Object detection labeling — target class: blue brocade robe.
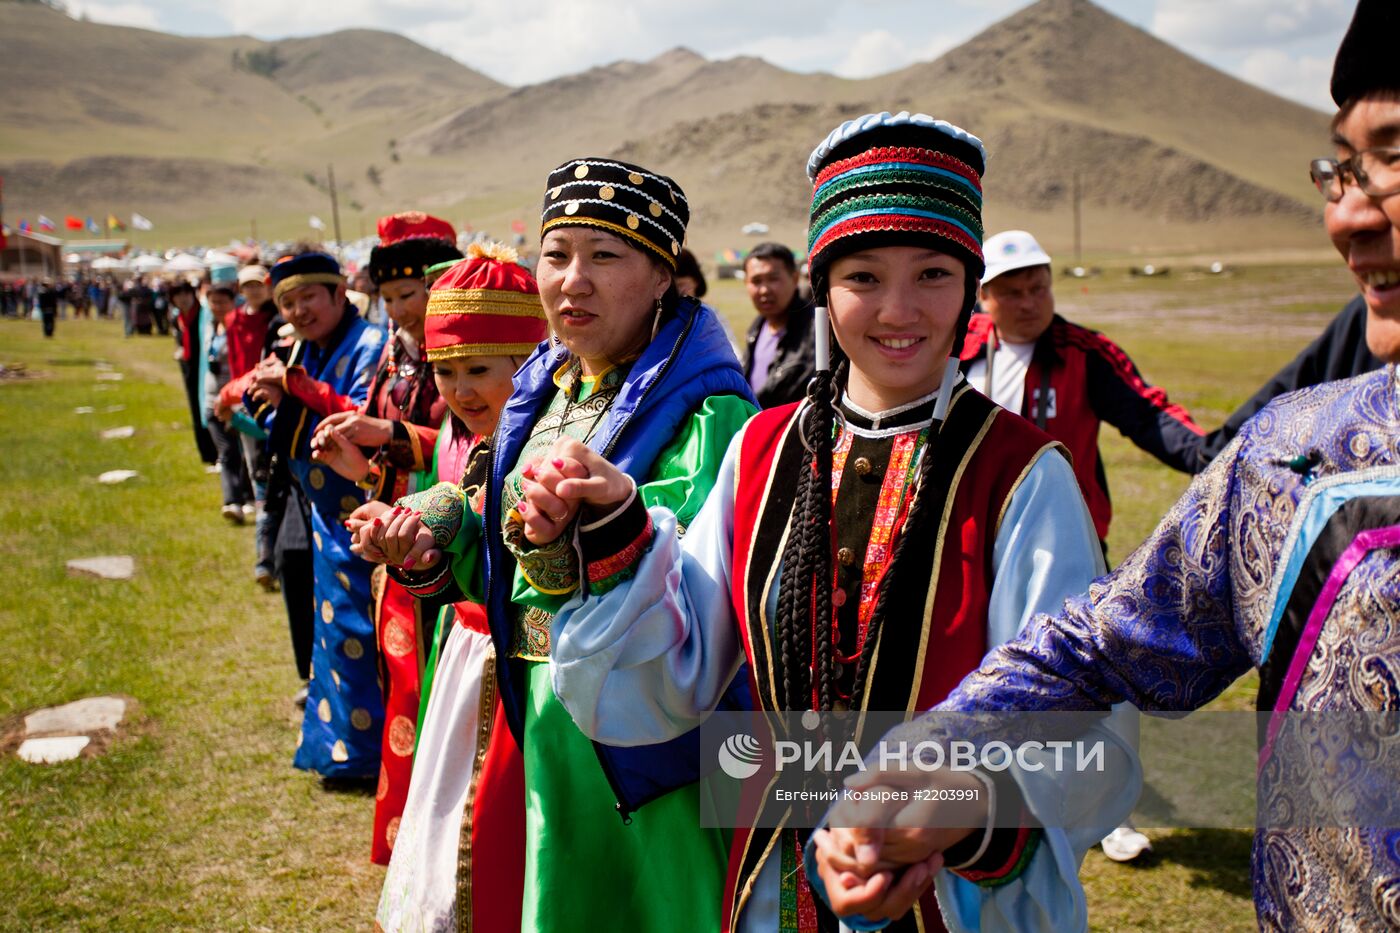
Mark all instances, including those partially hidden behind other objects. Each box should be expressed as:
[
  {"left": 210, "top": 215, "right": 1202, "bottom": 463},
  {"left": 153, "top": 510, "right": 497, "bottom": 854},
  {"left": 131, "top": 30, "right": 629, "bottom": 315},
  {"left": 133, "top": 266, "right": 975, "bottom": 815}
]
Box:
[
  {"left": 934, "top": 365, "right": 1400, "bottom": 930},
  {"left": 280, "top": 313, "right": 387, "bottom": 778}
]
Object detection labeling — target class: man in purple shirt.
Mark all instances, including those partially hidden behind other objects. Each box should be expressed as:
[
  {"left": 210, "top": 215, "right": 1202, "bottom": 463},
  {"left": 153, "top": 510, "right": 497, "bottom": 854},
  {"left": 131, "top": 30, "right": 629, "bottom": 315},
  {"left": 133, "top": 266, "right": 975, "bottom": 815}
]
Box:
[{"left": 741, "top": 242, "right": 818, "bottom": 408}]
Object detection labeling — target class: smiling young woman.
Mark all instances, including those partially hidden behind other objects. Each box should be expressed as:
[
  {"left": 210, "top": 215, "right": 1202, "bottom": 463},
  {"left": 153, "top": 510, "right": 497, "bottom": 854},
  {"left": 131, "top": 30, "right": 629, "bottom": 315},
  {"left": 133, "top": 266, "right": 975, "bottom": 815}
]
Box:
[{"left": 536, "top": 112, "right": 1134, "bottom": 933}]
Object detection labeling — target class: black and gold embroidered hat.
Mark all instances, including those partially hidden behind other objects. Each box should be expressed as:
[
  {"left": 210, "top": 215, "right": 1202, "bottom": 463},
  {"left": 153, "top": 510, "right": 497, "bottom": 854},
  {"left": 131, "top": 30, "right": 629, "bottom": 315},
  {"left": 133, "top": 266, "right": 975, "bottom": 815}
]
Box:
[{"left": 540, "top": 158, "right": 689, "bottom": 269}]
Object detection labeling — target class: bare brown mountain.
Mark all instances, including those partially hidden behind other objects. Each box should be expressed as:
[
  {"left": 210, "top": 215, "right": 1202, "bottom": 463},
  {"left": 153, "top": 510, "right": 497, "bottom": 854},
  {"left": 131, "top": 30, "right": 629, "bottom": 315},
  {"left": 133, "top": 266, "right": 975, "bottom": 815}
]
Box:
[{"left": 1, "top": 0, "right": 1335, "bottom": 256}]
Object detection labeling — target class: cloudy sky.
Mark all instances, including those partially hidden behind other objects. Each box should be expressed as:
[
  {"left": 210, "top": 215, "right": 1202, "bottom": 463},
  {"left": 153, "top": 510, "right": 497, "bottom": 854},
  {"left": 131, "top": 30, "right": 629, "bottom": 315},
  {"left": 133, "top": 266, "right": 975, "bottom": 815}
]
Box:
[{"left": 65, "top": 0, "right": 1353, "bottom": 112}]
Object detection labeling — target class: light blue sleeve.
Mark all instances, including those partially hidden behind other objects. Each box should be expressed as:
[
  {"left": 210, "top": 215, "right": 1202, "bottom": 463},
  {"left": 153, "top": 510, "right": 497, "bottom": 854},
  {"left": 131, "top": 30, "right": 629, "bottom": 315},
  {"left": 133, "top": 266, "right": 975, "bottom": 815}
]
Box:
[
  {"left": 549, "top": 432, "right": 746, "bottom": 747},
  {"left": 938, "top": 451, "right": 1139, "bottom": 933},
  {"left": 803, "top": 451, "right": 1140, "bottom": 933}
]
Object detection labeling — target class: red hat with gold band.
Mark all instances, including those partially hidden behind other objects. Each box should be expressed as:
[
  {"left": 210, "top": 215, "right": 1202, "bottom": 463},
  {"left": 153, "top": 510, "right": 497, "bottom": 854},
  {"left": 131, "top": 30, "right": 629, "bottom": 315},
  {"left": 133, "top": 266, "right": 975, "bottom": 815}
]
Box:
[
  {"left": 425, "top": 241, "right": 548, "bottom": 361},
  {"left": 369, "top": 211, "right": 463, "bottom": 286}
]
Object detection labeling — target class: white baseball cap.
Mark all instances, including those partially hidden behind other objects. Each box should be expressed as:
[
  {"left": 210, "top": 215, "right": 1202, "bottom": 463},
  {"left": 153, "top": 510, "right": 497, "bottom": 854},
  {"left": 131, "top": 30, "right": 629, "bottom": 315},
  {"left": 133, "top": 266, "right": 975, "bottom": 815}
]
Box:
[{"left": 981, "top": 230, "right": 1052, "bottom": 285}]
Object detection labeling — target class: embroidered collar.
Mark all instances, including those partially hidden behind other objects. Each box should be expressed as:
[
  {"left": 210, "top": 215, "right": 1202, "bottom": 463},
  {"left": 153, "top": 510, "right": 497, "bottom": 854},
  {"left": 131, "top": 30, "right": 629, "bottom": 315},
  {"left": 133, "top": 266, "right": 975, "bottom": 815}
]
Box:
[
  {"left": 551, "top": 357, "right": 627, "bottom": 399},
  {"left": 840, "top": 374, "right": 963, "bottom": 437}
]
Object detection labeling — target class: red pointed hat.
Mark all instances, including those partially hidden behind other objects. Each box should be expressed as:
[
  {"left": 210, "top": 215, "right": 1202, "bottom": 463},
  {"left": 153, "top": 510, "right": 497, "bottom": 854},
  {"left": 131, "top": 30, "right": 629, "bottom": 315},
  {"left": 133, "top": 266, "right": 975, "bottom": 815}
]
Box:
[{"left": 425, "top": 242, "right": 548, "bottom": 361}]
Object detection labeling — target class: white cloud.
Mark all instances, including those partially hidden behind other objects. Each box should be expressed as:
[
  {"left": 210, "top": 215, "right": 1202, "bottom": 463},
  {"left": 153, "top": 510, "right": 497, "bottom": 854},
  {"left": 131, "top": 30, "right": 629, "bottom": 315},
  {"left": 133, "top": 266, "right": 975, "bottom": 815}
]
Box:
[
  {"left": 830, "top": 29, "right": 959, "bottom": 79},
  {"left": 68, "top": 0, "right": 161, "bottom": 30},
  {"left": 1237, "top": 48, "right": 1334, "bottom": 111},
  {"left": 1152, "top": 0, "right": 1349, "bottom": 52}
]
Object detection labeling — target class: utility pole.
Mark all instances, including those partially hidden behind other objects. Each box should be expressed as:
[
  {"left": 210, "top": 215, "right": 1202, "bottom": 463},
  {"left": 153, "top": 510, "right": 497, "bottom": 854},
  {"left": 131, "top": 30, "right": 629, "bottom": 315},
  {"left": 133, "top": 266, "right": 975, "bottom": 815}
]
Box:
[
  {"left": 1072, "top": 169, "right": 1083, "bottom": 268},
  {"left": 327, "top": 163, "right": 343, "bottom": 246}
]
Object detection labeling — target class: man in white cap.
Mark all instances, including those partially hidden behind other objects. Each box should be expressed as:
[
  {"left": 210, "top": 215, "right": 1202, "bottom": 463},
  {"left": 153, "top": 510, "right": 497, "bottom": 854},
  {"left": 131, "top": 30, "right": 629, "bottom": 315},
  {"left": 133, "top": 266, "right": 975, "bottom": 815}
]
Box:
[
  {"left": 962, "top": 230, "right": 1203, "bottom": 556},
  {"left": 963, "top": 231, "right": 1204, "bottom": 864}
]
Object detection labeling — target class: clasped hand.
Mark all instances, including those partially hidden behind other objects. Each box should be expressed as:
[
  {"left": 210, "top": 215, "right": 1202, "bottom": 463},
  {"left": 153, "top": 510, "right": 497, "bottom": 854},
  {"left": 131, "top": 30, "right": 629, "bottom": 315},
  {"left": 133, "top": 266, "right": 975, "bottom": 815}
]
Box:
[
  {"left": 811, "top": 766, "right": 989, "bottom": 922},
  {"left": 514, "top": 437, "right": 633, "bottom": 546}
]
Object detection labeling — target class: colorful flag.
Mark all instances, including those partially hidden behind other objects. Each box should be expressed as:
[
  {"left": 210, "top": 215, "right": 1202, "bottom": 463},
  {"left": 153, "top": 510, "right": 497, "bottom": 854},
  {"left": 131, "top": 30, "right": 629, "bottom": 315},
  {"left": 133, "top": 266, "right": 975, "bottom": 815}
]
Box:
[
  {"left": 129, "top": 213, "right": 151, "bottom": 231},
  {"left": 65, "top": 215, "right": 84, "bottom": 230},
  {"left": 18, "top": 219, "right": 31, "bottom": 234},
  {"left": 38, "top": 215, "right": 55, "bottom": 232},
  {"left": 109, "top": 214, "right": 128, "bottom": 232},
  {"left": 86, "top": 217, "right": 100, "bottom": 234},
  {"left": 309, "top": 215, "right": 326, "bottom": 231}
]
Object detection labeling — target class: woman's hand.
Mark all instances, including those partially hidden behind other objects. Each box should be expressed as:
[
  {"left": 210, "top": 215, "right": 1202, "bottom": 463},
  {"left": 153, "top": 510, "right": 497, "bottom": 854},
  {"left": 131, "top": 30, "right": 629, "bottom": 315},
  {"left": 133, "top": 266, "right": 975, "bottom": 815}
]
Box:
[
  {"left": 517, "top": 437, "right": 635, "bottom": 545},
  {"left": 363, "top": 505, "right": 441, "bottom": 571},
  {"left": 312, "top": 425, "right": 372, "bottom": 481},
  {"left": 253, "top": 355, "right": 287, "bottom": 387},
  {"left": 811, "top": 828, "right": 943, "bottom": 922},
  {"left": 323, "top": 411, "right": 394, "bottom": 448},
  {"left": 347, "top": 501, "right": 393, "bottom": 562}
]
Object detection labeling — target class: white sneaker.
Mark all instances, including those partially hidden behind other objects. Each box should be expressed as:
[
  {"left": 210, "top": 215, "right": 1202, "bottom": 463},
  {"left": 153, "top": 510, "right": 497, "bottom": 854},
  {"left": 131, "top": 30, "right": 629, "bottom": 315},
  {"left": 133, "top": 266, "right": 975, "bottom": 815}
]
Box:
[
  {"left": 221, "top": 504, "right": 245, "bottom": 525},
  {"left": 241, "top": 503, "right": 256, "bottom": 520},
  {"left": 1101, "top": 825, "right": 1152, "bottom": 862}
]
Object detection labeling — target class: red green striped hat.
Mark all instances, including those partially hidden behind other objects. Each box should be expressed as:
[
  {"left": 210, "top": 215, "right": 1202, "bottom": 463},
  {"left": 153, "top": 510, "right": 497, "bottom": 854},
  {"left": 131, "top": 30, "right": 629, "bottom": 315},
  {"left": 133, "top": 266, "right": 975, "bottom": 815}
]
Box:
[{"left": 806, "top": 111, "right": 987, "bottom": 288}]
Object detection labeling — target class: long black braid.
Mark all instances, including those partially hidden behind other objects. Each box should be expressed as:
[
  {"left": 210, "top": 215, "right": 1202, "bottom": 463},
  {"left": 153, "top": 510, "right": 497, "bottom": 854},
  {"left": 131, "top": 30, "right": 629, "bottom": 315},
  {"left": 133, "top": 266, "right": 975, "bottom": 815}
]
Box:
[
  {"left": 774, "top": 270, "right": 977, "bottom": 714},
  {"left": 774, "top": 358, "right": 842, "bottom": 712}
]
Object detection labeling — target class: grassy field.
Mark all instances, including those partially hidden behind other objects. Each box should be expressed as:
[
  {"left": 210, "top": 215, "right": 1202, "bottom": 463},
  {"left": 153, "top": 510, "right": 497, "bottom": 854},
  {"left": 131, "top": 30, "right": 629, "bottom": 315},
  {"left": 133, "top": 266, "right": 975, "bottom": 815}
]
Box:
[{"left": 0, "top": 256, "right": 1359, "bottom": 930}]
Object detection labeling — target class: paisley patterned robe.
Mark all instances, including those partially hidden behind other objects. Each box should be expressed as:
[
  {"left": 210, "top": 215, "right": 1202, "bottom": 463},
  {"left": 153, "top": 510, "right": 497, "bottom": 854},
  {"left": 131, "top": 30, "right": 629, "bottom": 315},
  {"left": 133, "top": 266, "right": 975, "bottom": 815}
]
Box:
[{"left": 936, "top": 366, "right": 1400, "bottom": 930}]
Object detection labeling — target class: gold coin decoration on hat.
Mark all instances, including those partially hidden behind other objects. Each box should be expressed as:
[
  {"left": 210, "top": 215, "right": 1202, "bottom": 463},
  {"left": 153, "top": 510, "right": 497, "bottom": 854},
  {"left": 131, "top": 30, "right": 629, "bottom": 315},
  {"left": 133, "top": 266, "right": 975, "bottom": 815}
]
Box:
[
  {"left": 600, "top": 185, "right": 615, "bottom": 201},
  {"left": 377, "top": 765, "right": 389, "bottom": 800},
  {"left": 331, "top": 669, "right": 341, "bottom": 686},
  {"left": 321, "top": 600, "right": 334, "bottom": 623},
  {"left": 340, "top": 495, "right": 359, "bottom": 513},
  {"left": 574, "top": 164, "right": 589, "bottom": 179},
  {"left": 336, "top": 571, "right": 350, "bottom": 591},
  {"left": 331, "top": 740, "right": 348, "bottom": 762},
  {"left": 351, "top": 708, "right": 373, "bottom": 731},
  {"left": 318, "top": 698, "right": 332, "bottom": 722},
  {"left": 628, "top": 172, "right": 644, "bottom": 184},
  {"left": 649, "top": 201, "right": 663, "bottom": 218},
  {"left": 627, "top": 214, "right": 640, "bottom": 230},
  {"left": 671, "top": 240, "right": 680, "bottom": 255},
  {"left": 343, "top": 637, "right": 365, "bottom": 659},
  {"left": 565, "top": 201, "right": 579, "bottom": 215},
  {"left": 310, "top": 468, "right": 325, "bottom": 490},
  {"left": 550, "top": 186, "right": 562, "bottom": 199},
  {"left": 313, "top": 530, "right": 322, "bottom": 550}
]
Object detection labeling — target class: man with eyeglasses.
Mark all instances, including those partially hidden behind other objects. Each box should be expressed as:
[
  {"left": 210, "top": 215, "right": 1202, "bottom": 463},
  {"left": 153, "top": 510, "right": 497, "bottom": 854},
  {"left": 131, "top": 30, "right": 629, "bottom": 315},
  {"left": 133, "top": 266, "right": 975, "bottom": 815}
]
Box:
[{"left": 812, "top": 2, "right": 1400, "bottom": 928}]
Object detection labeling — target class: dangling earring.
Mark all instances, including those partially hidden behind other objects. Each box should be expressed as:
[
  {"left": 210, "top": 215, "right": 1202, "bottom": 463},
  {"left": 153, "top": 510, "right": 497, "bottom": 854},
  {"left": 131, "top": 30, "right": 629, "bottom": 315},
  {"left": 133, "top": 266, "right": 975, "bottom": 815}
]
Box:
[{"left": 650, "top": 296, "right": 664, "bottom": 341}]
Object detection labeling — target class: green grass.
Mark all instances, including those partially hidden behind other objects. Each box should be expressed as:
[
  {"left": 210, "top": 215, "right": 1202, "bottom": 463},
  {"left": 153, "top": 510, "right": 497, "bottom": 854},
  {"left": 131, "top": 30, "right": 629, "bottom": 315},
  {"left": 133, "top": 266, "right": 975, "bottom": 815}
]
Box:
[
  {"left": 0, "top": 258, "right": 1361, "bottom": 927},
  {"left": 0, "top": 319, "right": 379, "bottom": 930}
]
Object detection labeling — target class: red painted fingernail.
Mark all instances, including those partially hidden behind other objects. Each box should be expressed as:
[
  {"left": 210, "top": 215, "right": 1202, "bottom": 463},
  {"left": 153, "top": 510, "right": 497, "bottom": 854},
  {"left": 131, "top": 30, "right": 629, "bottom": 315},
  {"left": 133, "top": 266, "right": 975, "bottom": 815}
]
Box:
[
  {"left": 518, "top": 501, "right": 528, "bottom": 514},
  {"left": 552, "top": 458, "right": 565, "bottom": 469},
  {"left": 404, "top": 557, "right": 416, "bottom": 569},
  {"left": 522, "top": 463, "right": 536, "bottom": 479},
  {"left": 373, "top": 518, "right": 382, "bottom": 527}
]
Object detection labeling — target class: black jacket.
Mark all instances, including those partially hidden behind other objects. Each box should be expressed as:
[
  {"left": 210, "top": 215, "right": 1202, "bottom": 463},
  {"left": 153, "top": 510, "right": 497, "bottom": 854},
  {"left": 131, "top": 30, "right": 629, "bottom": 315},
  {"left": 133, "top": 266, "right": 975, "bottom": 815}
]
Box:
[
  {"left": 741, "top": 296, "right": 818, "bottom": 409},
  {"left": 1192, "top": 296, "right": 1382, "bottom": 471}
]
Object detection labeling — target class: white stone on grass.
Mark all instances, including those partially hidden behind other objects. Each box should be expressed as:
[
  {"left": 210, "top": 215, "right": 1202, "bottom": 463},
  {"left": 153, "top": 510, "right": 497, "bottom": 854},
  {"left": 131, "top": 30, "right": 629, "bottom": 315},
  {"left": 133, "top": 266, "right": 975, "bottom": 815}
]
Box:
[
  {"left": 101, "top": 426, "right": 135, "bottom": 440},
  {"left": 66, "top": 556, "right": 135, "bottom": 580},
  {"left": 74, "top": 406, "right": 95, "bottom": 414},
  {"left": 95, "top": 372, "right": 123, "bottom": 381},
  {"left": 18, "top": 736, "right": 91, "bottom": 764},
  {"left": 103, "top": 405, "right": 125, "bottom": 413},
  {"left": 98, "top": 470, "right": 139, "bottom": 485},
  {"left": 25, "top": 696, "right": 127, "bottom": 734}
]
